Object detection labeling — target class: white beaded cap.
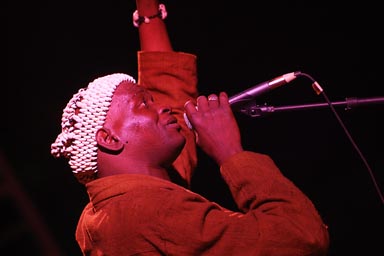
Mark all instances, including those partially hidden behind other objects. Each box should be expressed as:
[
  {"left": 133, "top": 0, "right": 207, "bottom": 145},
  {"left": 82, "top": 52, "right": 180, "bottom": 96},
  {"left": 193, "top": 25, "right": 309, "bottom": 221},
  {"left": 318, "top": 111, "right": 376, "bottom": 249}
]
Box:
[{"left": 51, "top": 73, "right": 136, "bottom": 178}]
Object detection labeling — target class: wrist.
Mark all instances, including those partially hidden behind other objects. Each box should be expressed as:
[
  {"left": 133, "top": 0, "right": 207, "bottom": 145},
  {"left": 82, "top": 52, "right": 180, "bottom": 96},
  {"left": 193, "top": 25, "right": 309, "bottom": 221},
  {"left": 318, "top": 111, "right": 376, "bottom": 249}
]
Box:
[{"left": 133, "top": 3, "right": 167, "bottom": 27}]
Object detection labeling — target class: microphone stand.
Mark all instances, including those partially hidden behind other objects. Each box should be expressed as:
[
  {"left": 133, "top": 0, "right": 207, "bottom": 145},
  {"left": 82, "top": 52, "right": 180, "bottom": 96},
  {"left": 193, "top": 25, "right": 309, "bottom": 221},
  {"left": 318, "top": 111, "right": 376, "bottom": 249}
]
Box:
[
  {"left": 237, "top": 96, "right": 384, "bottom": 118},
  {"left": 237, "top": 95, "right": 384, "bottom": 205}
]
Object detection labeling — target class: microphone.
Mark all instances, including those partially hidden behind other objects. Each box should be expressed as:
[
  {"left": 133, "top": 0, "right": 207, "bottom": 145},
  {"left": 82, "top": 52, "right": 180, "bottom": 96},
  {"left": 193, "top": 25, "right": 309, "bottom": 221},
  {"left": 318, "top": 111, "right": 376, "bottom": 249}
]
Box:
[
  {"left": 184, "top": 71, "right": 301, "bottom": 129},
  {"left": 229, "top": 71, "right": 301, "bottom": 108}
]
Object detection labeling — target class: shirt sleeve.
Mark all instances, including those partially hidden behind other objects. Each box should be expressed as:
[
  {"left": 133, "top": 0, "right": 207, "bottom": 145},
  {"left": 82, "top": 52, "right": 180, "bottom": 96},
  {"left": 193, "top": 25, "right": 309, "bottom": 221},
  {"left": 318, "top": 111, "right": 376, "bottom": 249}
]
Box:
[
  {"left": 144, "top": 151, "right": 330, "bottom": 255},
  {"left": 137, "top": 51, "right": 199, "bottom": 187}
]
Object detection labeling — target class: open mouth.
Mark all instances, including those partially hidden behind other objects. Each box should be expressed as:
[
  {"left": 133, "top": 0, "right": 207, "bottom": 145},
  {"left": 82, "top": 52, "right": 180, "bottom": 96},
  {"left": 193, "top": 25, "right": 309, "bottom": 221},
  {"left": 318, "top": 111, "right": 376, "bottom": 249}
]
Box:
[{"left": 167, "top": 117, "right": 181, "bottom": 129}]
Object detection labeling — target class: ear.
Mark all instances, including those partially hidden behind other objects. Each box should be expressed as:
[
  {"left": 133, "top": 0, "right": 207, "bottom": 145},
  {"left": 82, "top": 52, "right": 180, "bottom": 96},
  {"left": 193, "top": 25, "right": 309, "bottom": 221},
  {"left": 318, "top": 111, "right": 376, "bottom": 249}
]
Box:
[{"left": 96, "top": 127, "right": 124, "bottom": 153}]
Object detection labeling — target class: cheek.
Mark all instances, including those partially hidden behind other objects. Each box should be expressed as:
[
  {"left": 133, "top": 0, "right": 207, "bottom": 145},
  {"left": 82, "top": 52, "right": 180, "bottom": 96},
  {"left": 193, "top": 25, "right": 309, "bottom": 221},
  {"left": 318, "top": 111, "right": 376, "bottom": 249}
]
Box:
[
  {"left": 109, "top": 104, "right": 159, "bottom": 136},
  {"left": 121, "top": 115, "right": 159, "bottom": 138},
  {"left": 128, "top": 114, "right": 156, "bottom": 128},
  {"left": 129, "top": 109, "right": 159, "bottom": 127},
  {"left": 108, "top": 111, "right": 131, "bottom": 131}
]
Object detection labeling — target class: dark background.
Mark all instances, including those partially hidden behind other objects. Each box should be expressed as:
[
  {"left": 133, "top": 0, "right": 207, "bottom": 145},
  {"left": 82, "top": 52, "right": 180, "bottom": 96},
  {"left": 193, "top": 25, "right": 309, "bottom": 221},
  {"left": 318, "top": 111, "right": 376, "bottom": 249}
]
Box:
[{"left": 5, "top": 1, "right": 384, "bottom": 255}]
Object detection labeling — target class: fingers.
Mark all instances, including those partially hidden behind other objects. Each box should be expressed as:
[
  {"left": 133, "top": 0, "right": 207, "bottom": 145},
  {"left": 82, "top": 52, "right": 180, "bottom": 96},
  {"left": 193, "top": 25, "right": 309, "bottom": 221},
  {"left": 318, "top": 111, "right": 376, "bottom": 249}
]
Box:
[
  {"left": 218, "top": 91, "right": 229, "bottom": 107},
  {"left": 184, "top": 99, "right": 197, "bottom": 114},
  {"left": 184, "top": 92, "right": 230, "bottom": 130},
  {"left": 184, "top": 92, "right": 228, "bottom": 113},
  {"left": 198, "top": 93, "right": 222, "bottom": 110},
  {"left": 207, "top": 94, "right": 219, "bottom": 108},
  {"left": 196, "top": 95, "right": 209, "bottom": 112},
  {"left": 183, "top": 91, "right": 242, "bottom": 165},
  {"left": 208, "top": 94, "right": 219, "bottom": 101}
]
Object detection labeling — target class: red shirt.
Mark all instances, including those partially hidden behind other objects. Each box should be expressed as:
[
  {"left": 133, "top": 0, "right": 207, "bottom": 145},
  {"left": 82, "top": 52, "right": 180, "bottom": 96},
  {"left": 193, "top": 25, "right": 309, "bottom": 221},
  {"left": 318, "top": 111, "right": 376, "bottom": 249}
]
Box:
[
  {"left": 76, "top": 151, "right": 329, "bottom": 255},
  {"left": 76, "top": 51, "right": 329, "bottom": 255}
]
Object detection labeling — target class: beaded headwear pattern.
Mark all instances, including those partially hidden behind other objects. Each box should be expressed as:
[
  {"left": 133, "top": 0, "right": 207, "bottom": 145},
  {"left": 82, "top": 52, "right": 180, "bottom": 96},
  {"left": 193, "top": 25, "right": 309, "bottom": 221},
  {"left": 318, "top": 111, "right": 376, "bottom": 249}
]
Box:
[{"left": 51, "top": 73, "right": 136, "bottom": 184}]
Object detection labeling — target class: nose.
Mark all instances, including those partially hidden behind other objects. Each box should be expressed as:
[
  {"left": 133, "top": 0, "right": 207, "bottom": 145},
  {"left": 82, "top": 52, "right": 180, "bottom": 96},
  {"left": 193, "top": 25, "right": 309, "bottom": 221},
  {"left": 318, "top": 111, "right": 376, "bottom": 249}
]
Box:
[{"left": 159, "top": 104, "right": 172, "bottom": 114}]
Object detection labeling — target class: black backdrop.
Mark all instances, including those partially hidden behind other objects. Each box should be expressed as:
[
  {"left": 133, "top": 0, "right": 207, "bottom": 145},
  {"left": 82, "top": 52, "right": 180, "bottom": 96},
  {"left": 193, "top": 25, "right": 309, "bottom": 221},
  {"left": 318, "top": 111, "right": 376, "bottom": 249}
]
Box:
[{"left": 5, "top": 1, "right": 384, "bottom": 255}]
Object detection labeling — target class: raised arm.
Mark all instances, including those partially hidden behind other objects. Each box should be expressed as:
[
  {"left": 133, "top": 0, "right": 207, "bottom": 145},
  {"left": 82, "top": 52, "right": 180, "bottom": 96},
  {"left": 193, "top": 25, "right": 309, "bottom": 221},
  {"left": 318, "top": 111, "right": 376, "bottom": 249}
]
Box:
[
  {"left": 134, "top": 0, "right": 199, "bottom": 187},
  {"left": 135, "top": 0, "right": 172, "bottom": 51}
]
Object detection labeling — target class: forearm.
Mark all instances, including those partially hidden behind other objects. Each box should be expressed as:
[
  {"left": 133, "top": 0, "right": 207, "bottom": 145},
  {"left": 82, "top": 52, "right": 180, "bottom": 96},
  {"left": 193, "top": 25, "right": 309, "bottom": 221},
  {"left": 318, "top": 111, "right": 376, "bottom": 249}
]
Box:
[
  {"left": 135, "top": 0, "right": 172, "bottom": 51},
  {"left": 220, "top": 151, "right": 330, "bottom": 253},
  {"left": 138, "top": 51, "right": 198, "bottom": 186}
]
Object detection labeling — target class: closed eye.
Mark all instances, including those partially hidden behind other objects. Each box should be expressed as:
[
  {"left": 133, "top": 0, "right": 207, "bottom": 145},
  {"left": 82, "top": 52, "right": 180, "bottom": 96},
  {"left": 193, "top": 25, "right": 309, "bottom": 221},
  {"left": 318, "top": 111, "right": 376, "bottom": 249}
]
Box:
[{"left": 135, "top": 91, "right": 154, "bottom": 108}]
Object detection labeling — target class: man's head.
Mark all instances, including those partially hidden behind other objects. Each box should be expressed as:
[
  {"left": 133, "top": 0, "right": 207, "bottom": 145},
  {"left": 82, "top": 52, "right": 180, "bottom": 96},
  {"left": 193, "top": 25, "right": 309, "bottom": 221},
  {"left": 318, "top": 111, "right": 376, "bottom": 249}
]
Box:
[{"left": 51, "top": 73, "right": 186, "bottom": 184}]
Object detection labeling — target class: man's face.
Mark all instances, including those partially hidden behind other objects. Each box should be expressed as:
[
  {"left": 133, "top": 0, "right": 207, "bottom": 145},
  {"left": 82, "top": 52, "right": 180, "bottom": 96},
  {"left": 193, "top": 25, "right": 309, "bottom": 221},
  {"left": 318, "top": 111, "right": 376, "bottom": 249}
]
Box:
[{"left": 105, "top": 81, "right": 186, "bottom": 165}]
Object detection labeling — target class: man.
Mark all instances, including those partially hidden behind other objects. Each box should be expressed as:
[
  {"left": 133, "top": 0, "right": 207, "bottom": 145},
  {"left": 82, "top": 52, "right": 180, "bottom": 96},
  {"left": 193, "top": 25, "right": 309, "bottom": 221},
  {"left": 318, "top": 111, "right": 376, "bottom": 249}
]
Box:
[{"left": 51, "top": 0, "right": 330, "bottom": 255}]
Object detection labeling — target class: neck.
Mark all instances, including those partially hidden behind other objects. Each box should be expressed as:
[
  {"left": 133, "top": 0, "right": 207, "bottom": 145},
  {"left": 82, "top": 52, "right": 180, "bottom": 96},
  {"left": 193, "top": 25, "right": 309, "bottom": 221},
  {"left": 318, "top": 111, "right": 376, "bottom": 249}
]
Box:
[{"left": 97, "top": 159, "right": 171, "bottom": 181}]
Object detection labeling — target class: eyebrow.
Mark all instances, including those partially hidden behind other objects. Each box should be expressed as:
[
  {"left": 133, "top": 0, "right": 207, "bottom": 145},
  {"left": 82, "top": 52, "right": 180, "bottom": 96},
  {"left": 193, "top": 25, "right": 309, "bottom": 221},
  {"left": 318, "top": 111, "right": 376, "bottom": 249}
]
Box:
[{"left": 130, "top": 88, "right": 154, "bottom": 104}]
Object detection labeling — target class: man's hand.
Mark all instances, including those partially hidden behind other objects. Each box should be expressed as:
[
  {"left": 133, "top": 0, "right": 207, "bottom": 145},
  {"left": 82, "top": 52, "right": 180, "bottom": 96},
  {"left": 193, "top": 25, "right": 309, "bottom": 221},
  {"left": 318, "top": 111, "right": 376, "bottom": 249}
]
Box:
[{"left": 184, "top": 92, "right": 243, "bottom": 166}]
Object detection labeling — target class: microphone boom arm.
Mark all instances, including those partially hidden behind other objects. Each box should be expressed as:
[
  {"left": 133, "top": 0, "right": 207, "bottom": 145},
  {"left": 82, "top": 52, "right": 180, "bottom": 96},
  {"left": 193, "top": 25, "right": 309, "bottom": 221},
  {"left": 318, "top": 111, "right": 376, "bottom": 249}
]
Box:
[{"left": 238, "top": 96, "right": 384, "bottom": 118}]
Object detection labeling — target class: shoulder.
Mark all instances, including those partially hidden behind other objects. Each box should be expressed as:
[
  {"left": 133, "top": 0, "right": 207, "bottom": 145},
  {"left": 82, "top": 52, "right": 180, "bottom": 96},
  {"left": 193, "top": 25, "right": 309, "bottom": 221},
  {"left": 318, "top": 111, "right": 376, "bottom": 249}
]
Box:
[{"left": 87, "top": 174, "right": 202, "bottom": 211}]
